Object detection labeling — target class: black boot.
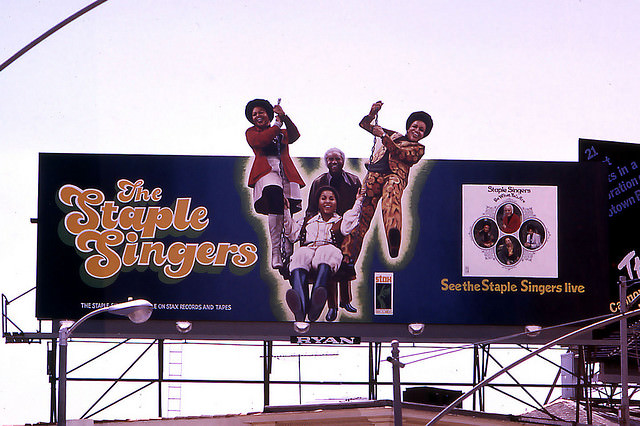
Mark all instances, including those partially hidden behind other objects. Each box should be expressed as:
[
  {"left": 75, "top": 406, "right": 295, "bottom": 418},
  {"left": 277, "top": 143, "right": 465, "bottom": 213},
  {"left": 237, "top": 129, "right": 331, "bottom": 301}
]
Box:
[
  {"left": 308, "top": 264, "right": 331, "bottom": 322},
  {"left": 388, "top": 228, "right": 401, "bottom": 258},
  {"left": 287, "top": 268, "right": 308, "bottom": 322}
]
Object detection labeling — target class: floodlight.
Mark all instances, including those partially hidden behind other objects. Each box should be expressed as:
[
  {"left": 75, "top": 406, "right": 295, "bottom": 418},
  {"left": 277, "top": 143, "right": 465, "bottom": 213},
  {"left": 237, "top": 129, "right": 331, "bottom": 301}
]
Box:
[
  {"left": 293, "top": 321, "right": 310, "bottom": 334},
  {"left": 408, "top": 323, "right": 425, "bottom": 336},
  {"left": 525, "top": 325, "right": 542, "bottom": 337},
  {"left": 176, "top": 321, "right": 193, "bottom": 333}
]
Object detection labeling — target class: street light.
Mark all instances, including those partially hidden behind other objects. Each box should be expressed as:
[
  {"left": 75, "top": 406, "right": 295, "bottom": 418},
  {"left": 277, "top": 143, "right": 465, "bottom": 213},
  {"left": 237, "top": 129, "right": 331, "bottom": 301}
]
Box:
[{"left": 57, "top": 299, "right": 153, "bottom": 425}]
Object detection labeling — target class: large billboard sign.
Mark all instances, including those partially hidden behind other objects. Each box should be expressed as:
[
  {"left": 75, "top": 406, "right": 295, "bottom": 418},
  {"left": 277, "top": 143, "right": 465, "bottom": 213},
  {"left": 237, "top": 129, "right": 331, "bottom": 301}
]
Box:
[
  {"left": 580, "top": 139, "right": 640, "bottom": 313},
  {"left": 36, "top": 153, "right": 608, "bottom": 329}
]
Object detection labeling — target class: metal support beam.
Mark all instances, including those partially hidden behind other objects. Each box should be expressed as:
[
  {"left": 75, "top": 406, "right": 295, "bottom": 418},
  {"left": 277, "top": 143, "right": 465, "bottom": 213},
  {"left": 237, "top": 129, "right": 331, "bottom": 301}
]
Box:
[
  {"left": 389, "top": 340, "right": 404, "bottom": 426},
  {"left": 369, "top": 342, "right": 381, "bottom": 400},
  {"left": 263, "top": 341, "right": 272, "bottom": 407},
  {"left": 473, "top": 344, "right": 488, "bottom": 411},
  {"left": 158, "top": 339, "right": 164, "bottom": 417},
  {"left": 81, "top": 340, "right": 156, "bottom": 419},
  {"left": 620, "top": 276, "right": 630, "bottom": 426},
  {"left": 427, "top": 308, "right": 640, "bottom": 425},
  {"left": 47, "top": 339, "right": 58, "bottom": 423}
]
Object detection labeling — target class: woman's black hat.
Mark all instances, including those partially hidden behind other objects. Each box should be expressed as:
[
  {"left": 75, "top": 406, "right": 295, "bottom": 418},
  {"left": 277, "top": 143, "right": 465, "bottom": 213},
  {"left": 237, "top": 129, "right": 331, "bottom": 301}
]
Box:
[{"left": 245, "top": 99, "right": 274, "bottom": 123}]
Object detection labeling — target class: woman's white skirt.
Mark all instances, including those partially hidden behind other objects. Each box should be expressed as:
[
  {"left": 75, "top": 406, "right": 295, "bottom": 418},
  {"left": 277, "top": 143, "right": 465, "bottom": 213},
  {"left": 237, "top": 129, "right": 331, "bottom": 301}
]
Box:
[{"left": 253, "top": 156, "right": 302, "bottom": 214}]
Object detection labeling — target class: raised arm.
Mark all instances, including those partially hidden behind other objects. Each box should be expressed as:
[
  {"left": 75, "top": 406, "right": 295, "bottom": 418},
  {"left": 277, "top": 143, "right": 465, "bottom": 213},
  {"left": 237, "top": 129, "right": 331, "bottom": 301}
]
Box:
[
  {"left": 274, "top": 104, "right": 300, "bottom": 143},
  {"left": 359, "top": 101, "right": 394, "bottom": 137},
  {"left": 340, "top": 190, "right": 364, "bottom": 235}
]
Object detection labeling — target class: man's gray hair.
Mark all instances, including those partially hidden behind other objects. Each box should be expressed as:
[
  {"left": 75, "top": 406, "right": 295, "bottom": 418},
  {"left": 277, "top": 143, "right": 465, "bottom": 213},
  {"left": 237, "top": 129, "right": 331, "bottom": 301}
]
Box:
[{"left": 324, "top": 147, "right": 345, "bottom": 165}]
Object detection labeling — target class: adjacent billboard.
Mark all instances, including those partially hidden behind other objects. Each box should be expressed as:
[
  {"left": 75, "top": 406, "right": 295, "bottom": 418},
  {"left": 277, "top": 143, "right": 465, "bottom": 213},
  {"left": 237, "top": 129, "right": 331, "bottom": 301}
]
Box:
[
  {"left": 580, "top": 139, "right": 640, "bottom": 313},
  {"left": 36, "top": 153, "right": 608, "bottom": 329}
]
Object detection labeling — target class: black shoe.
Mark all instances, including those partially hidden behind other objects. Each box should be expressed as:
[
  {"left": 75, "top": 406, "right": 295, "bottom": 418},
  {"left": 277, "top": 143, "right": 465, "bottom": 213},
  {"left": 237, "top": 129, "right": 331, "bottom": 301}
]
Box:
[
  {"left": 286, "top": 289, "right": 305, "bottom": 322},
  {"left": 340, "top": 302, "right": 358, "bottom": 313},
  {"left": 307, "top": 286, "right": 327, "bottom": 322},
  {"left": 325, "top": 308, "right": 337, "bottom": 322},
  {"left": 388, "top": 229, "right": 401, "bottom": 258}
]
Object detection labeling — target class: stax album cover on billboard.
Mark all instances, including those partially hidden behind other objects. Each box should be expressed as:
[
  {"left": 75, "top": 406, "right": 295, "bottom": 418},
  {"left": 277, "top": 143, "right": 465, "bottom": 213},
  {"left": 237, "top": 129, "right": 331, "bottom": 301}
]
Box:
[
  {"left": 36, "top": 153, "right": 609, "bottom": 326},
  {"left": 462, "top": 184, "right": 558, "bottom": 278}
]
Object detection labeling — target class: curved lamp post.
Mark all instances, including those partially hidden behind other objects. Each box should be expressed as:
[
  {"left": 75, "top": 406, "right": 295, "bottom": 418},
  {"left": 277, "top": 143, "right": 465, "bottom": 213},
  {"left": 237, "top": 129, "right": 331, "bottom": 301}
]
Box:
[{"left": 57, "top": 299, "right": 153, "bottom": 425}]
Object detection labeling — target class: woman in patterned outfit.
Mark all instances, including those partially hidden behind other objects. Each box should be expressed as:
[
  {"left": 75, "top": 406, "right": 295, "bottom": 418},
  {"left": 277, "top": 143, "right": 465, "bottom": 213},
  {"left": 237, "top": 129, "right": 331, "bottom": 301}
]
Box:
[{"left": 341, "top": 101, "right": 432, "bottom": 276}]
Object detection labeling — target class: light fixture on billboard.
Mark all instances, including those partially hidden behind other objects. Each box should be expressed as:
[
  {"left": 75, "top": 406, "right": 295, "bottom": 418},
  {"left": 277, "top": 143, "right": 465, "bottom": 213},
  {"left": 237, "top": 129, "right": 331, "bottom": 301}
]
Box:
[
  {"left": 176, "top": 321, "right": 193, "bottom": 333},
  {"left": 525, "top": 325, "right": 542, "bottom": 337},
  {"left": 408, "top": 323, "right": 425, "bottom": 336},
  {"left": 293, "top": 321, "right": 310, "bottom": 334},
  {"left": 57, "top": 299, "right": 153, "bottom": 425}
]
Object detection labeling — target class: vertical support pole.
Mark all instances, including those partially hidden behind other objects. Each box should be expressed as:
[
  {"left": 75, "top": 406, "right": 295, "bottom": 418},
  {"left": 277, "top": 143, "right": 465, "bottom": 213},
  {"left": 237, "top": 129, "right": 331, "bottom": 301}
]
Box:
[
  {"left": 48, "top": 339, "right": 58, "bottom": 424},
  {"left": 582, "top": 346, "right": 593, "bottom": 425},
  {"left": 473, "top": 345, "right": 479, "bottom": 411},
  {"left": 158, "top": 339, "right": 164, "bottom": 418},
  {"left": 57, "top": 327, "right": 69, "bottom": 426},
  {"left": 473, "top": 344, "right": 487, "bottom": 411},
  {"left": 369, "top": 342, "right": 380, "bottom": 400},
  {"left": 263, "top": 341, "right": 272, "bottom": 408},
  {"left": 390, "top": 340, "right": 403, "bottom": 426},
  {"left": 575, "top": 346, "right": 583, "bottom": 424},
  {"left": 368, "top": 342, "right": 374, "bottom": 400},
  {"left": 620, "top": 275, "right": 630, "bottom": 426},
  {"left": 297, "top": 355, "right": 302, "bottom": 404}
]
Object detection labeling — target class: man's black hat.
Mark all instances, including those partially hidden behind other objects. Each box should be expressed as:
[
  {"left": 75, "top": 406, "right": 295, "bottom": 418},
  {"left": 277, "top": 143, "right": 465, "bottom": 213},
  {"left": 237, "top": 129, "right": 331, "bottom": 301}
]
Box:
[
  {"left": 245, "top": 99, "right": 274, "bottom": 123},
  {"left": 406, "top": 111, "right": 433, "bottom": 137}
]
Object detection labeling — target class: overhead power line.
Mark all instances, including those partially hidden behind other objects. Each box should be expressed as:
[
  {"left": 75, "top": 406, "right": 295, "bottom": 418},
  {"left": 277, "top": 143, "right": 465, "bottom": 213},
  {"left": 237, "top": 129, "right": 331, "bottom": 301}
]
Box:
[{"left": 0, "top": 0, "right": 109, "bottom": 73}]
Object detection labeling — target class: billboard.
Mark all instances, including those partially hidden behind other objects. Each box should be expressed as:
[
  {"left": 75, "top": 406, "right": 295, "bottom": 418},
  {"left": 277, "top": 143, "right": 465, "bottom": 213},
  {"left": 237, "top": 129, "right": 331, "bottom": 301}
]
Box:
[
  {"left": 580, "top": 139, "right": 640, "bottom": 314},
  {"left": 36, "top": 153, "right": 608, "bottom": 329}
]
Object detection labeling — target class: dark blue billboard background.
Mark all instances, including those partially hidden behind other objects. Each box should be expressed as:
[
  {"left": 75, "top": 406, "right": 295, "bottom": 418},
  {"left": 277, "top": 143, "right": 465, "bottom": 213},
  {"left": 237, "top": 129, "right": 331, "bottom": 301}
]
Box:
[
  {"left": 382, "top": 159, "right": 608, "bottom": 325},
  {"left": 36, "top": 153, "right": 609, "bottom": 326}
]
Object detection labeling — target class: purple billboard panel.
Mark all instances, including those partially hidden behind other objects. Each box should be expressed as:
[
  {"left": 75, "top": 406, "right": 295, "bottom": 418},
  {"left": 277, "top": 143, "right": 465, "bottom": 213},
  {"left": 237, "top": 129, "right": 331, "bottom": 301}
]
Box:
[{"left": 36, "top": 153, "right": 608, "bottom": 328}]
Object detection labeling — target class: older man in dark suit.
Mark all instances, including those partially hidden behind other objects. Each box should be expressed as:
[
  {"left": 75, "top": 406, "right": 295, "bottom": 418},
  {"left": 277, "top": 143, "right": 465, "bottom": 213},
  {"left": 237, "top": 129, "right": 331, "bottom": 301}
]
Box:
[{"left": 307, "top": 148, "right": 361, "bottom": 321}]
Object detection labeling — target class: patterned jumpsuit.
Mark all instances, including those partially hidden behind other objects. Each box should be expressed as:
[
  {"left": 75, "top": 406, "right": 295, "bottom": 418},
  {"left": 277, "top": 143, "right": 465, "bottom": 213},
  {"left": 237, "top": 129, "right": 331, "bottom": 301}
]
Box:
[{"left": 342, "top": 113, "right": 425, "bottom": 263}]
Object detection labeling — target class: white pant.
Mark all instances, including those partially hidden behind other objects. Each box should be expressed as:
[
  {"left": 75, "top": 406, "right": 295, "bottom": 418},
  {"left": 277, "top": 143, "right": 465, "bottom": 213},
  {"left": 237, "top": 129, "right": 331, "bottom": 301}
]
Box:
[{"left": 289, "top": 244, "right": 343, "bottom": 273}]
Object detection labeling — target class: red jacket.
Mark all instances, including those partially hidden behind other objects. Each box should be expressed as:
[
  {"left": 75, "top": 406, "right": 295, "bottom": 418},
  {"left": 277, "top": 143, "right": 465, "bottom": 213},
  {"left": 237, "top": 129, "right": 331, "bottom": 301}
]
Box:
[{"left": 245, "top": 125, "right": 305, "bottom": 188}]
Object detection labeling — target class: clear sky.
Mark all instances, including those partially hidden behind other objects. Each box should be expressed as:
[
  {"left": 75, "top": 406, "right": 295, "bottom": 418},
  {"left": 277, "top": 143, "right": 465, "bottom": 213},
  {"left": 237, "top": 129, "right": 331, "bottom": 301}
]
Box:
[{"left": 2, "top": 1, "right": 640, "bottom": 424}]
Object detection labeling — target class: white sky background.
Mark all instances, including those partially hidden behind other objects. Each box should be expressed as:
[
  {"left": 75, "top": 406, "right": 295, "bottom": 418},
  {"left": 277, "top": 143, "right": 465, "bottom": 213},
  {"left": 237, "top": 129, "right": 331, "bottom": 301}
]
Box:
[{"left": 1, "top": 0, "right": 640, "bottom": 424}]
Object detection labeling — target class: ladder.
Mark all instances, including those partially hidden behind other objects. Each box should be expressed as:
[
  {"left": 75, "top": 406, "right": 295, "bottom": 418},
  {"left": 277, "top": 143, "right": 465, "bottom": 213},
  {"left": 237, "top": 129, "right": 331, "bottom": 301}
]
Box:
[{"left": 167, "top": 343, "right": 183, "bottom": 416}]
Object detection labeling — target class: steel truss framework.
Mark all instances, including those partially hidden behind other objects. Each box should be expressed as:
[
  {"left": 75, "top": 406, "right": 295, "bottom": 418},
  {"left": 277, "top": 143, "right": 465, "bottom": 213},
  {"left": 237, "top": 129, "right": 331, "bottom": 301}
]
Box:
[
  {"left": 4, "top": 290, "right": 640, "bottom": 424},
  {"left": 11, "top": 338, "right": 640, "bottom": 424}
]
